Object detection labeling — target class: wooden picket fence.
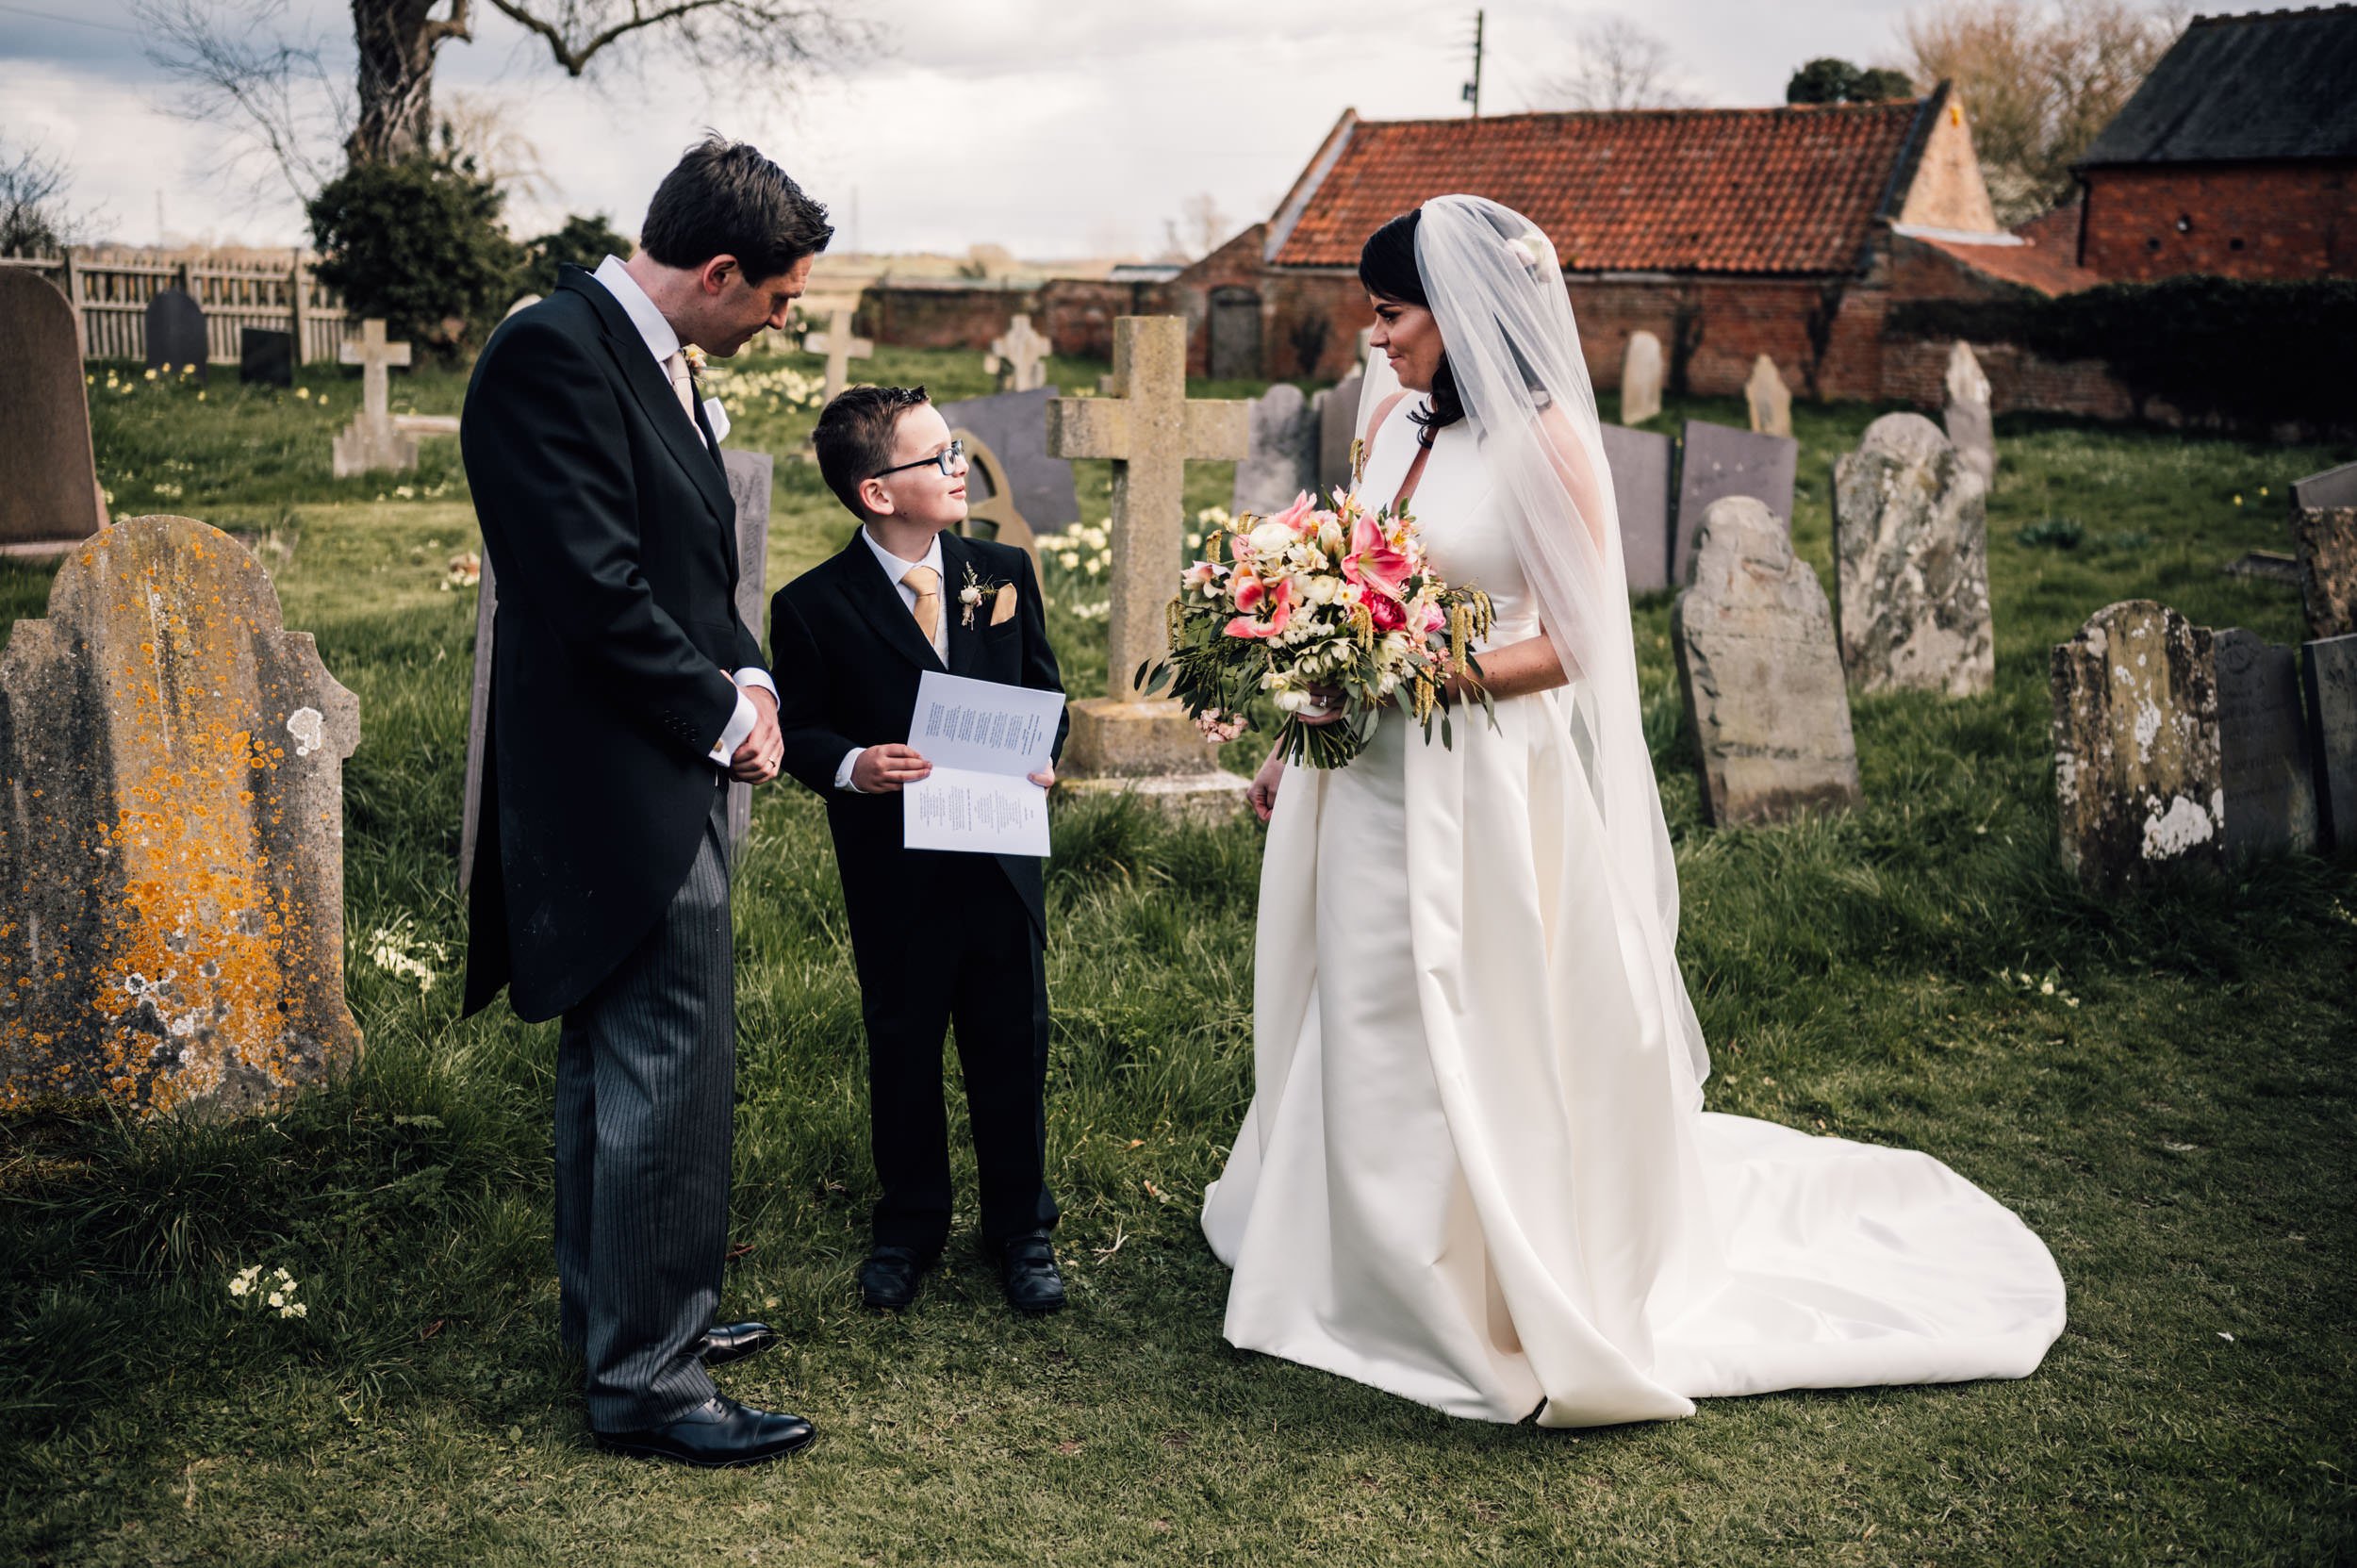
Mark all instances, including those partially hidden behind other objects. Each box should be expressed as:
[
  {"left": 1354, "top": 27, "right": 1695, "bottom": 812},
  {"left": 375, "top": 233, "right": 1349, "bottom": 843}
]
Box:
[{"left": 0, "top": 249, "right": 351, "bottom": 364}]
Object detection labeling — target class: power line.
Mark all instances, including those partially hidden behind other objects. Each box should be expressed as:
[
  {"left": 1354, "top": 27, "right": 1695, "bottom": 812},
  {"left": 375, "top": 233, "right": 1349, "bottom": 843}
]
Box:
[{"left": 0, "top": 1, "right": 140, "bottom": 34}]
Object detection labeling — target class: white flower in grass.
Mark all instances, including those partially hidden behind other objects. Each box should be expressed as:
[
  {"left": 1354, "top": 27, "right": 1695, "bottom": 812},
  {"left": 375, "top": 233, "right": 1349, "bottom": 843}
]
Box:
[{"left": 267, "top": 1291, "right": 285, "bottom": 1308}]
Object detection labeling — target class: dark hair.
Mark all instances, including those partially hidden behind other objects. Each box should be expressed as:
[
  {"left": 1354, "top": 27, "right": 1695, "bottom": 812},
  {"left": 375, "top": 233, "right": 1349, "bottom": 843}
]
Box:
[
  {"left": 1358, "top": 210, "right": 1465, "bottom": 448},
  {"left": 639, "top": 133, "right": 833, "bottom": 286},
  {"left": 814, "top": 385, "right": 931, "bottom": 520}
]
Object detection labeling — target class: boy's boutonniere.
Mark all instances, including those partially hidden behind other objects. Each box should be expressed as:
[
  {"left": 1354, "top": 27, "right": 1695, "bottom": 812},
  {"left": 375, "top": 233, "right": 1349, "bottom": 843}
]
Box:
[{"left": 960, "top": 562, "right": 1013, "bottom": 629}]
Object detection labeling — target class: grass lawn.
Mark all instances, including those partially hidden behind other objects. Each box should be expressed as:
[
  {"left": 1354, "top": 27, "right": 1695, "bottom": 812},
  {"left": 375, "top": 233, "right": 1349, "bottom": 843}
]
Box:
[{"left": 2, "top": 346, "right": 2352, "bottom": 1566}]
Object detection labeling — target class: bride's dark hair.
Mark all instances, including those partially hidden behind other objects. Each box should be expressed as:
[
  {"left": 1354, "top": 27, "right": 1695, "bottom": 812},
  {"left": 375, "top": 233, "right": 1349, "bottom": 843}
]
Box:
[{"left": 1358, "top": 210, "right": 1465, "bottom": 449}]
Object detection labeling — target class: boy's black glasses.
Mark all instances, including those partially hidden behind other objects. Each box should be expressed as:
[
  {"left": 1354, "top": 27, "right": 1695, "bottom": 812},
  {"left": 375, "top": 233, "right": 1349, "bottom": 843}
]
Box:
[{"left": 870, "top": 437, "right": 964, "bottom": 479}]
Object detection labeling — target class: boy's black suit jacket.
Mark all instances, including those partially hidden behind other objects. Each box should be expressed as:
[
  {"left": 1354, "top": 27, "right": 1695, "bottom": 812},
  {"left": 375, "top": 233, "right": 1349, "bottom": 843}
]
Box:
[
  {"left": 769, "top": 530, "right": 1067, "bottom": 948},
  {"left": 459, "top": 263, "right": 766, "bottom": 1021}
]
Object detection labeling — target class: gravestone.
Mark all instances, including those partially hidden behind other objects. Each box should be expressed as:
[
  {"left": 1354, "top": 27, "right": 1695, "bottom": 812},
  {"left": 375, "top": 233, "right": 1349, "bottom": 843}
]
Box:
[
  {"left": 1313, "top": 364, "right": 1364, "bottom": 497},
  {"left": 954, "top": 432, "right": 1044, "bottom": 582},
  {"left": 1620, "top": 330, "right": 1663, "bottom": 426},
  {"left": 144, "top": 287, "right": 208, "bottom": 382},
  {"left": 2050, "top": 601, "right": 2223, "bottom": 894},
  {"left": 985, "top": 314, "right": 1049, "bottom": 393},
  {"left": 1673, "top": 421, "right": 1797, "bottom": 586},
  {"left": 2213, "top": 627, "right": 2316, "bottom": 861},
  {"left": 460, "top": 449, "right": 774, "bottom": 891},
  {"left": 2292, "top": 505, "right": 2356, "bottom": 641},
  {"left": 1744, "top": 355, "right": 1790, "bottom": 438},
  {"left": 937, "top": 386, "right": 1080, "bottom": 532},
  {"left": 1232, "top": 382, "right": 1319, "bottom": 517},
  {"left": 1832, "top": 412, "right": 1995, "bottom": 697},
  {"left": 239, "top": 327, "right": 294, "bottom": 388},
  {"left": 1942, "top": 340, "right": 1995, "bottom": 487},
  {"left": 2289, "top": 460, "right": 2357, "bottom": 513},
  {"left": 0, "top": 516, "right": 361, "bottom": 1119},
  {"left": 1601, "top": 423, "right": 1674, "bottom": 594},
  {"left": 1047, "top": 315, "right": 1252, "bottom": 814},
  {"left": 0, "top": 269, "right": 107, "bottom": 552},
  {"left": 804, "top": 306, "right": 874, "bottom": 405},
  {"left": 1671, "top": 496, "right": 1861, "bottom": 826},
  {"left": 331, "top": 320, "right": 418, "bottom": 478},
  {"left": 2302, "top": 634, "right": 2357, "bottom": 850}
]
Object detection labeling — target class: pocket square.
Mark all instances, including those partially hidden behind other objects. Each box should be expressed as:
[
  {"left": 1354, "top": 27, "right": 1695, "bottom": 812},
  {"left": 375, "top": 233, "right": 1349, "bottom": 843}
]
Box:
[{"left": 989, "top": 583, "right": 1017, "bottom": 625}]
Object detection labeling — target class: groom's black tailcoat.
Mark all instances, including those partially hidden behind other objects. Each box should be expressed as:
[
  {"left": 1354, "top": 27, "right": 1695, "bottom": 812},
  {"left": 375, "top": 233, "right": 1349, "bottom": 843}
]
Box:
[
  {"left": 769, "top": 529, "right": 1067, "bottom": 1252},
  {"left": 459, "top": 264, "right": 763, "bottom": 1022}
]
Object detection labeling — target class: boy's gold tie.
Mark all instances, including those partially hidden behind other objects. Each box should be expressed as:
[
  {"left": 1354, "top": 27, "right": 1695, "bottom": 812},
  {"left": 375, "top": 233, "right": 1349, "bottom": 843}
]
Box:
[{"left": 902, "top": 565, "right": 942, "bottom": 645}]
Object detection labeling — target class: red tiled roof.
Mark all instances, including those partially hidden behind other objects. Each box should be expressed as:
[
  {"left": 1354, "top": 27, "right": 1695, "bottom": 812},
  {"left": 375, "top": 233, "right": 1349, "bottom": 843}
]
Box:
[
  {"left": 1914, "top": 233, "right": 2102, "bottom": 296},
  {"left": 1271, "top": 102, "right": 1930, "bottom": 275}
]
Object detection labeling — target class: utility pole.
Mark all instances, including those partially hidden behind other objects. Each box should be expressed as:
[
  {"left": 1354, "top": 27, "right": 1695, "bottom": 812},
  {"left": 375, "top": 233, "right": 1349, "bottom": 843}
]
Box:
[{"left": 1461, "top": 8, "right": 1485, "bottom": 118}]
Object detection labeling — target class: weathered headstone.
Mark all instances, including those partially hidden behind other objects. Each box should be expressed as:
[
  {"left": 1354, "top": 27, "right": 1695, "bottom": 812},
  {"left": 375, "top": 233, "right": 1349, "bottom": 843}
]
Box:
[
  {"left": 0, "top": 269, "right": 107, "bottom": 552},
  {"left": 2051, "top": 601, "right": 2224, "bottom": 894},
  {"left": 937, "top": 386, "right": 1079, "bottom": 532},
  {"left": 2293, "top": 505, "right": 2356, "bottom": 642},
  {"left": 2213, "top": 627, "right": 2317, "bottom": 861},
  {"left": 803, "top": 306, "right": 873, "bottom": 405},
  {"left": 1232, "top": 382, "right": 1319, "bottom": 517},
  {"left": 2302, "top": 633, "right": 2357, "bottom": 850},
  {"left": 1744, "top": 355, "right": 1790, "bottom": 438},
  {"left": 1942, "top": 339, "right": 1995, "bottom": 487},
  {"left": 144, "top": 287, "right": 208, "bottom": 382},
  {"left": 239, "top": 327, "right": 294, "bottom": 388},
  {"left": 331, "top": 319, "right": 418, "bottom": 478},
  {"left": 1673, "top": 421, "right": 1797, "bottom": 586},
  {"left": 460, "top": 449, "right": 773, "bottom": 891},
  {"left": 2289, "top": 460, "right": 2357, "bottom": 513},
  {"left": 1313, "top": 364, "right": 1364, "bottom": 497},
  {"left": 1832, "top": 412, "right": 1995, "bottom": 697},
  {"left": 984, "top": 313, "right": 1049, "bottom": 393},
  {"left": 1620, "top": 330, "right": 1663, "bottom": 426},
  {"left": 1047, "top": 315, "right": 1251, "bottom": 814},
  {"left": 1672, "top": 496, "right": 1861, "bottom": 826},
  {"left": 0, "top": 516, "right": 361, "bottom": 1119},
  {"left": 1601, "top": 422, "right": 1674, "bottom": 594},
  {"left": 954, "top": 432, "right": 1043, "bottom": 582}
]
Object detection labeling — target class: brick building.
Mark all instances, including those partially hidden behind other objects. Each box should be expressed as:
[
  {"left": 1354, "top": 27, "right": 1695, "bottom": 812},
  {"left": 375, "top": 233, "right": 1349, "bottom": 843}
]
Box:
[{"left": 2069, "top": 5, "right": 2357, "bottom": 282}]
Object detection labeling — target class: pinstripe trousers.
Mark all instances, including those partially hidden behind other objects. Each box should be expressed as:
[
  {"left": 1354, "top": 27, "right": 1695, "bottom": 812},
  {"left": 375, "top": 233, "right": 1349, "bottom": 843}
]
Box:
[{"left": 553, "top": 784, "right": 734, "bottom": 1432}]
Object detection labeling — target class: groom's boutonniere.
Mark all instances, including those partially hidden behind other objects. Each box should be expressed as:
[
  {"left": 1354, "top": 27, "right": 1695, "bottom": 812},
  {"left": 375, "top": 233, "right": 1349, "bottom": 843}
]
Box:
[
  {"left": 681, "top": 343, "right": 708, "bottom": 375},
  {"left": 959, "top": 562, "right": 1013, "bottom": 629}
]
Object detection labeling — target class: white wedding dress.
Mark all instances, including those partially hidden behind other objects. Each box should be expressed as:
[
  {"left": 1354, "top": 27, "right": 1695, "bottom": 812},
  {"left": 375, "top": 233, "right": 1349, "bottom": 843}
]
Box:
[{"left": 1201, "top": 397, "right": 2067, "bottom": 1427}]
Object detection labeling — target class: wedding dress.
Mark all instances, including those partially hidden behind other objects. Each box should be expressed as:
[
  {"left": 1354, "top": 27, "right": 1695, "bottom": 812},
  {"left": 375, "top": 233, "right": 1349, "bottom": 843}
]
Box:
[{"left": 1200, "top": 198, "right": 2065, "bottom": 1428}]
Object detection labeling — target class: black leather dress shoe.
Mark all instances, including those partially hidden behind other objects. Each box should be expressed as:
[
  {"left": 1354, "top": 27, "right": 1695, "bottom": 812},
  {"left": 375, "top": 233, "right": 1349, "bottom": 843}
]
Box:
[
  {"left": 595, "top": 1395, "right": 816, "bottom": 1468},
  {"left": 858, "top": 1246, "right": 927, "bottom": 1311},
  {"left": 996, "top": 1231, "right": 1066, "bottom": 1315},
  {"left": 697, "top": 1321, "right": 779, "bottom": 1368}
]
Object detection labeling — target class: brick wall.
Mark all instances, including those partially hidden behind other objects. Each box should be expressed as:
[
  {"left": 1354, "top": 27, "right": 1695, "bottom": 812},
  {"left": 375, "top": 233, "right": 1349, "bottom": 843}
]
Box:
[
  {"left": 1879, "top": 337, "right": 2139, "bottom": 420},
  {"left": 856, "top": 279, "right": 1174, "bottom": 359},
  {"left": 2081, "top": 160, "right": 2357, "bottom": 281}
]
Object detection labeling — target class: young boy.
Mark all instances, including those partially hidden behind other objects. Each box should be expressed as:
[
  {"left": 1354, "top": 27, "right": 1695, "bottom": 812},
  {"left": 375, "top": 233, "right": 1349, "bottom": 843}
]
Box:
[{"left": 769, "top": 385, "right": 1069, "bottom": 1313}]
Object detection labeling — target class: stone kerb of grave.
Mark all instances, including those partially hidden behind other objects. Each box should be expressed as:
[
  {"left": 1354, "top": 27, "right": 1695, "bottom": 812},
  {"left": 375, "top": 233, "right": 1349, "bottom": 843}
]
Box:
[
  {"left": 1942, "top": 340, "right": 1996, "bottom": 486},
  {"left": 1620, "top": 331, "right": 1663, "bottom": 427},
  {"left": 0, "top": 267, "right": 108, "bottom": 552},
  {"left": 1744, "top": 355, "right": 1791, "bottom": 438},
  {"left": 332, "top": 319, "right": 419, "bottom": 478},
  {"left": 1832, "top": 412, "right": 1995, "bottom": 697},
  {"left": 0, "top": 516, "right": 362, "bottom": 1119}
]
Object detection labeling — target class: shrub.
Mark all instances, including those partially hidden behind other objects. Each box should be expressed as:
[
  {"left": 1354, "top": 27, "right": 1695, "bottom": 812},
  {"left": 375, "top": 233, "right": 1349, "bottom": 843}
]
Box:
[
  {"left": 518, "top": 212, "right": 634, "bottom": 300},
  {"left": 307, "top": 145, "right": 522, "bottom": 357}
]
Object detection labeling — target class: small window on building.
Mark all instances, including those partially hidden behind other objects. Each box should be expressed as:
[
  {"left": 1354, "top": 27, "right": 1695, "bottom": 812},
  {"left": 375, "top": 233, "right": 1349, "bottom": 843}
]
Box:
[
  {"left": 2146, "top": 238, "right": 2162, "bottom": 252},
  {"left": 2229, "top": 238, "right": 2246, "bottom": 251},
  {"left": 2175, "top": 214, "right": 2193, "bottom": 234}
]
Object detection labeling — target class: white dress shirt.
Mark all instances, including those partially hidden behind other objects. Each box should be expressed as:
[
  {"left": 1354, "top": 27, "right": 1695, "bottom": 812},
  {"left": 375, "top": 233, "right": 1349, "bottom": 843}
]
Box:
[
  {"left": 586, "top": 255, "right": 774, "bottom": 767},
  {"left": 834, "top": 527, "right": 946, "bottom": 791}
]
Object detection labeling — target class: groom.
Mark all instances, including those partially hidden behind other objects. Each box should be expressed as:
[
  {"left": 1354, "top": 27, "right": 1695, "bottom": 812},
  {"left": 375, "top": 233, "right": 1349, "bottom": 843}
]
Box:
[{"left": 460, "top": 136, "right": 828, "bottom": 1468}]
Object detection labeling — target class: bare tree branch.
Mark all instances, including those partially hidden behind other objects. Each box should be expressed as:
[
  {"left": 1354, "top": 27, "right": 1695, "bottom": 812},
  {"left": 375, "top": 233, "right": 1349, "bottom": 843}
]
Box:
[
  {"left": 131, "top": 0, "right": 352, "bottom": 206},
  {"left": 0, "top": 134, "right": 111, "bottom": 254},
  {"left": 1539, "top": 18, "right": 1704, "bottom": 112},
  {"left": 483, "top": 0, "right": 874, "bottom": 79}
]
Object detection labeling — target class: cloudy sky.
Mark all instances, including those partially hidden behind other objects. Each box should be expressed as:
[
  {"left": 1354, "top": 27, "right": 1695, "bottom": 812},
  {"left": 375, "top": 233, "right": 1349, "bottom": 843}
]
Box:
[{"left": 0, "top": 0, "right": 2238, "bottom": 259}]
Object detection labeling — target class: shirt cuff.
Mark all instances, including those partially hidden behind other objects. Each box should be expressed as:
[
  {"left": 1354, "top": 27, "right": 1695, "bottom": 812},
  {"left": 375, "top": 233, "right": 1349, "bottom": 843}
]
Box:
[
  {"left": 708, "top": 688, "right": 758, "bottom": 767},
  {"left": 834, "top": 748, "right": 865, "bottom": 792},
  {"left": 733, "top": 667, "right": 778, "bottom": 702}
]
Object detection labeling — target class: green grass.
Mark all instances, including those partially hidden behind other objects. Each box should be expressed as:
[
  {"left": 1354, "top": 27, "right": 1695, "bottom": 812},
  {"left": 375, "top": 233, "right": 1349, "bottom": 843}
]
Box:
[{"left": 2, "top": 351, "right": 2352, "bottom": 1565}]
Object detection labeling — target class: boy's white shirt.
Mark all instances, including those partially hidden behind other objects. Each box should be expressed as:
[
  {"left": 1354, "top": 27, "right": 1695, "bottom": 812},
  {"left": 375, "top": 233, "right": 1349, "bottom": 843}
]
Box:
[{"left": 834, "top": 527, "right": 947, "bottom": 792}]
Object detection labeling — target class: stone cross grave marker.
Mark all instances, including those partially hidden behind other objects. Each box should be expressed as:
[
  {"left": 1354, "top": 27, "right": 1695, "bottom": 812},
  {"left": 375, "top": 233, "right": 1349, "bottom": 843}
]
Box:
[
  {"left": 2214, "top": 627, "right": 2316, "bottom": 862},
  {"left": 1744, "top": 355, "right": 1791, "bottom": 438},
  {"left": 1233, "top": 382, "right": 1319, "bottom": 517},
  {"left": 144, "top": 287, "right": 208, "bottom": 382},
  {"left": 1047, "top": 315, "right": 1251, "bottom": 811},
  {"left": 240, "top": 326, "right": 294, "bottom": 388},
  {"left": 1601, "top": 423, "right": 1674, "bottom": 594},
  {"left": 1620, "top": 330, "right": 1663, "bottom": 426},
  {"left": 1671, "top": 495, "right": 1861, "bottom": 826},
  {"left": 1673, "top": 421, "right": 1797, "bottom": 586},
  {"left": 1833, "top": 412, "right": 1995, "bottom": 697},
  {"left": 462, "top": 448, "right": 774, "bottom": 890},
  {"left": 804, "top": 306, "right": 874, "bottom": 405},
  {"left": 2302, "top": 633, "right": 2357, "bottom": 851},
  {"left": 2050, "top": 600, "right": 2223, "bottom": 894},
  {"left": 985, "top": 314, "right": 1049, "bottom": 393},
  {"left": 332, "top": 319, "right": 419, "bottom": 478},
  {"left": 1942, "top": 339, "right": 1996, "bottom": 486},
  {"left": 2293, "top": 506, "right": 2355, "bottom": 642},
  {"left": 0, "top": 516, "right": 361, "bottom": 1119},
  {"left": 938, "top": 386, "right": 1080, "bottom": 532},
  {"left": 0, "top": 268, "right": 107, "bottom": 553}
]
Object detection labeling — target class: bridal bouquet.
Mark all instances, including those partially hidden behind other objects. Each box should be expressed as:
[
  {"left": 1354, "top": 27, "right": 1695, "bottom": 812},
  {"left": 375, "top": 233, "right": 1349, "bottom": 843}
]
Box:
[{"left": 1138, "top": 490, "right": 1495, "bottom": 768}]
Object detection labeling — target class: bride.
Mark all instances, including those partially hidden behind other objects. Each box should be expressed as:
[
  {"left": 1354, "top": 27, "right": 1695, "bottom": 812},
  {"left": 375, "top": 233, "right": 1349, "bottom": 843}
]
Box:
[{"left": 1200, "top": 195, "right": 2066, "bottom": 1427}]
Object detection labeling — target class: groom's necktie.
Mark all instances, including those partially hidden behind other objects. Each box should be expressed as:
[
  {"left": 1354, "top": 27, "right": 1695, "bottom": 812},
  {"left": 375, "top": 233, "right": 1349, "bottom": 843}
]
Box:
[
  {"left": 902, "top": 565, "right": 943, "bottom": 649},
  {"left": 662, "top": 349, "right": 698, "bottom": 424}
]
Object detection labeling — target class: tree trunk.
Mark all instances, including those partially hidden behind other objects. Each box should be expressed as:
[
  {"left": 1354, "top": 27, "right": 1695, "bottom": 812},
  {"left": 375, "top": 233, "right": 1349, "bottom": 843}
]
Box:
[{"left": 349, "top": 0, "right": 462, "bottom": 164}]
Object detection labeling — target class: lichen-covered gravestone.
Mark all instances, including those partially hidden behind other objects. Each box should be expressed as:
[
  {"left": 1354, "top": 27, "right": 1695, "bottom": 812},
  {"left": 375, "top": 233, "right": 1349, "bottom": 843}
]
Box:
[
  {"left": 1620, "top": 331, "right": 1663, "bottom": 426},
  {"left": 1833, "top": 412, "right": 1995, "bottom": 696},
  {"left": 1671, "top": 496, "right": 1861, "bottom": 826},
  {"left": 2050, "top": 601, "right": 2223, "bottom": 894},
  {"left": 0, "top": 268, "right": 108, "bottom": 553},
  {"left": 1942, "top": 340, "right": 1995, "bottom": 486},
  {"left": 2292, "top": 506, "right": 2355, "bottom": 641},
  {"left": 1744, "top": 355, "right": 1791, "bottom": 438},
  {"left": 0, "top": 516, "right": 361, "bottom": 1118},
  {"left": 2214, "top": 627, "right": 2316, "bottom": 861},
  {"left": 1232, "top": 382, "right": 1319, "bottom": 516}
]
